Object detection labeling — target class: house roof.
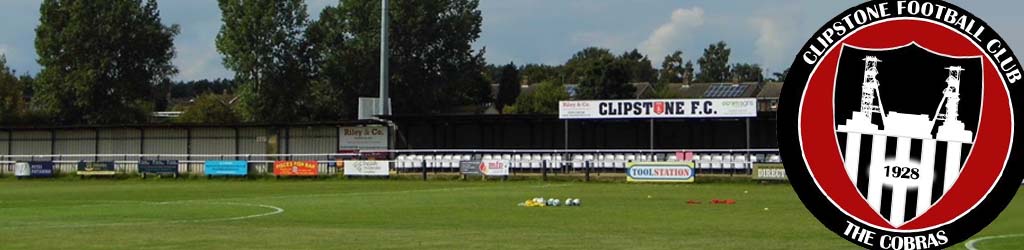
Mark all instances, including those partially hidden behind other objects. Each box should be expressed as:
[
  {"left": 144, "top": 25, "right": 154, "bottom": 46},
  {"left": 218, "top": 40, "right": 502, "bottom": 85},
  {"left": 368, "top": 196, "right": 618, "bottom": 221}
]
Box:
[
  {"left": 757, "top": 82, "right": 784, "bottom": 99},
  {"left": 630, "top": 82, "right": 654, "bottom": 98}
]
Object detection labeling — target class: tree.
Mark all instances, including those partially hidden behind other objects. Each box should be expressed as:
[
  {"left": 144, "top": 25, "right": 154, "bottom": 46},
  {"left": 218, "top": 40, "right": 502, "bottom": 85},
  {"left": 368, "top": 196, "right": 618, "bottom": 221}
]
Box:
[
  {"left": 495, "top": 62, "right": 520, "bottom": 113},
  {"left": 174, "top": 93, "right": 240, "bottom": 124},
  {"left": 730, "top": 63, "right": 764, "bottom": 82},
  {"left": 682, "top": 61, "right": 695, "bottom": 84},
  {"left": 34, "top": 0, "right": 179, "bottom": 124},
  {"left": 217, "top": 0, "right": 311, "bottom": 122},
  {"left": 659, "top": 51, "right": 685, "bottom": 83},
  {"left": 771, "top": 68, "right": 790, "bottom": 82},
  {"left": 520, "top": 64, "right": 562, "bottom": 85},
  {"left": 564, "top": 47, "right": 613, "bottom": 85},
  {"left": 696, "top": 41, "right": 732, "bottom": 83},
  {"left": 0, "top": 55, "right": 26, "bottom": 124},
  {"left": 169, "top": 79, "right": 238, "bottom": 100},
  {"left": 308, "top": 0, "right": 489, "bottom": 116},
  {"left": 564, "top": 47, "right": 636, "bottom": 99},
  {"left": 504, "top": 80, "right": 569, "bottom": 115},
  {"left": 620, "top": 49, "right": 656, "bottom": 83}
]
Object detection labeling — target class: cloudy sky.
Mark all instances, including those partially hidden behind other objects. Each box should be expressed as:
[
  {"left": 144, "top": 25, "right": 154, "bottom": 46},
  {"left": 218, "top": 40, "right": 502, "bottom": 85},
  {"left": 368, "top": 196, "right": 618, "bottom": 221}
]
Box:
[{"left": 0, "top": 0, "right": 1020, "bottom": 81}]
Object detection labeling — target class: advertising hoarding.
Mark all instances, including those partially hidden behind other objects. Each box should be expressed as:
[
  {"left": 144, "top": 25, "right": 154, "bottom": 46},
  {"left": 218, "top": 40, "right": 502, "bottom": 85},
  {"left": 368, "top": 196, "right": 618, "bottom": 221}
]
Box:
[
  {"left": 205, "top": 160, "right": 248, "bottom": 176},
  {"left": 559, "top": 99, "right": 757, "bottom": 119},
  {"left": 626, "top": 162, "right": 696, "bottom": 183},
  {"left": 139, "top": 160, "right": 179, "bottom": 176},
  {"left": 339, "top": 125, "right": 389, "bottom": 150},
  {"left": 480, "top": 160, "right": 510, "bottom": 176},
  {"left": 77, "top": 162, "right": 116, "bottom": 176},
  {"left": 273, "top": 161, "right": 319, "bottom": 176},
  {"left": 752, "top": 164, "right": 787, "bottom": 181},
  {"left": 343, "top": 160, "right": 390, "bottom": 176}
]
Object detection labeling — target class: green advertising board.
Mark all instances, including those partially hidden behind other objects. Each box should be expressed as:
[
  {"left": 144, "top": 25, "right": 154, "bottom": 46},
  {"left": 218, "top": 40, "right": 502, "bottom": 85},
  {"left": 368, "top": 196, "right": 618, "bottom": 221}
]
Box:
[{"left": 752, "top": 164, "right": 787, "bottom": 181}]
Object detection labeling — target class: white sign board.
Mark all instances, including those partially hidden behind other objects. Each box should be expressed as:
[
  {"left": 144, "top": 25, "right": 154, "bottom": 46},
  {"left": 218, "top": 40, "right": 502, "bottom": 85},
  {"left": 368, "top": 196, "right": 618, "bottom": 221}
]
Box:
[
  {"left": 559, "top": 99, "right": 757, "bottom": 119},
  {"left": 339, "top": 125, "right": 389, "bottom": 150},
  {"left": 14, "top": 163, "right": 30, "bottom": 177},
  {"left": 480, "top": 160, "right": 510, "bottom": 176},
  {"left": 343, "top": 160, "right": 390, "bottom": 176}
]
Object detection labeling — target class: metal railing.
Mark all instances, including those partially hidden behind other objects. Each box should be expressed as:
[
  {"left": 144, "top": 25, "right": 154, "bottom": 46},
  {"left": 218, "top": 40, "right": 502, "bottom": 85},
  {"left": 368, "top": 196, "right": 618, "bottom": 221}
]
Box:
[{"left": 0, "top": 149, "right": 779, "bottom": 178}]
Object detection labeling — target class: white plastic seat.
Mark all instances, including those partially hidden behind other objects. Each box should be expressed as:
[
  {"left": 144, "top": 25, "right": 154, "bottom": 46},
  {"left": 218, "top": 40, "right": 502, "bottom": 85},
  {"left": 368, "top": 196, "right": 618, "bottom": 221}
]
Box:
[
  {"left": 399, "top": 155, "right": 409, "bottom": 168},
  {"left": 452, "top": 155, "right": 462, "bottom": 168},
  {"left": 513, "top": 154, "right": 524, "bottom": 169},
  {"left": 694, "top": 155, "right": 708, "bottom": 169},
  {"left": 711, "top": 155, "right": 724, "bottom": 170},
  {"left": 584, "top": 154, "right": 596, "bottom": 169},
  {"left": 446, "top": 155, "right": 457, "bottom": 168},
  {"left": 433, "top": 155, "right": 443, "bottom": 169},
  {"left": 731, "top": 155, "right": 745, "bottom": 170},
  {"left": 600, "top": 154, "right": 613, "bottom": 169},
  {"left": 526, "top": 154, "right": 536, "bottom": 169},
  {"left": 423, "top": 155, "right": 435, "bottom": 169}
]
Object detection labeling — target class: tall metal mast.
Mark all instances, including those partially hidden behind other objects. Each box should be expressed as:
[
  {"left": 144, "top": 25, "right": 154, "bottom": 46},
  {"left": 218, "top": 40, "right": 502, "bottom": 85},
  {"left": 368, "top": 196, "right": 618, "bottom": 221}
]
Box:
[
  {"left": 936, "top": 66, "right": 964, "bottom": 122},
  {"left": 379, "top": 0, "right": 390, "bottom": 116},
  {"left": 860, "top": 56, "right": 885, "bottom": 119}
]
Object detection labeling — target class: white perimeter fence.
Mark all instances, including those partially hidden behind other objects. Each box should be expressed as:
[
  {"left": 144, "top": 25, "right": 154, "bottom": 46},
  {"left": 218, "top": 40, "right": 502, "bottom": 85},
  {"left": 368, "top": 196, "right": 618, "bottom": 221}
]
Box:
[{"left": 0, "top": 149, "right": 781, "bottom": 177}]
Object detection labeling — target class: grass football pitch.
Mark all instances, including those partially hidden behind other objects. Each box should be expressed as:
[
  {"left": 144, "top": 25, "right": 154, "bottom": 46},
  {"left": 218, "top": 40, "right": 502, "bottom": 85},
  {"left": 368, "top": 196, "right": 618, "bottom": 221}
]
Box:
[{"left": 0, "top": 179, "right": 1021, "bottom": 250}]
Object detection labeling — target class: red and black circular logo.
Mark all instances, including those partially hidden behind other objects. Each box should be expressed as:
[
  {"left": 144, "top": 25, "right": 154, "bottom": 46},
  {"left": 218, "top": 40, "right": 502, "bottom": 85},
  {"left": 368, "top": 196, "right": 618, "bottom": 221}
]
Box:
[{"left": 779, "top": 1, "right": 1023, "bottom": 249}]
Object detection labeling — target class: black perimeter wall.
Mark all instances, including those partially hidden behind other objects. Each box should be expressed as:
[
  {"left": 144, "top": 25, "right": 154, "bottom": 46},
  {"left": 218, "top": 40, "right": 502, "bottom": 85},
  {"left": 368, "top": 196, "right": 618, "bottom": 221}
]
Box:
[{"left": 386, "top": 113, "right": 778, "bottom": 150}]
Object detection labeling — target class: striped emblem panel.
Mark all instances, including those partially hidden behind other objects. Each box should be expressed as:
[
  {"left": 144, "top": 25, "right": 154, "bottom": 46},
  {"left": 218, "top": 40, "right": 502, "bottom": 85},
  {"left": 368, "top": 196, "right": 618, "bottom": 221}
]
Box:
[{"left": 838, "top": 132, "right": 970, "bottom": 226}]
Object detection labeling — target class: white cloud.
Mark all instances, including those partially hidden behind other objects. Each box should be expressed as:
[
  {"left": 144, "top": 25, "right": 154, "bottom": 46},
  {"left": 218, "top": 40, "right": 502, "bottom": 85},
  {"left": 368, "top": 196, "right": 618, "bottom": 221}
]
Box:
[
  {"left": 639, "top": 7, "right": 705, "bottom": 65},
  {"left": 750, "top": 15, "right": 797, "bottom": 72},
  {"left": 0, "top": 44, "right": 8, "bottom": 57},
  {"left": 175, "top": 47, "right": 227, "bottom": 81}
]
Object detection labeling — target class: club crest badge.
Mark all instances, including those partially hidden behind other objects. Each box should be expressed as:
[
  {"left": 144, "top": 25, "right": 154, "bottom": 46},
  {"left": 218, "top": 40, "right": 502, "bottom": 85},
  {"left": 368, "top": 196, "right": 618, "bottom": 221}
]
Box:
[{"left": 778, "top": 1, "right": 1023, "bottom": 249}]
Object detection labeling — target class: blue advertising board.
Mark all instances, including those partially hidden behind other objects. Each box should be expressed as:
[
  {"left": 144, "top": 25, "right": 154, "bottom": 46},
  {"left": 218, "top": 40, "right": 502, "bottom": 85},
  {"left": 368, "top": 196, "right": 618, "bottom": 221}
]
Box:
[
  {"left": 204, "top": 160, "right": 248, "bottom": 176},
  {"left": 28, "top": 161, "right": 55, "bottom": 177},
  {"left": 15, "top": 161, "right": 55, "bottom": 178},
  {"left": 139, "top": 160, "right": 179, "bottom": 176}
]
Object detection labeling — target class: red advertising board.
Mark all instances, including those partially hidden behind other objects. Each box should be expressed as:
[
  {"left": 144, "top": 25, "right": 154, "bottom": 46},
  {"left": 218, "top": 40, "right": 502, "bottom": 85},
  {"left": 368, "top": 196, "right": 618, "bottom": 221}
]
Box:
[{"left": 273, "top": 161, "right": 319, "bottom": 176}]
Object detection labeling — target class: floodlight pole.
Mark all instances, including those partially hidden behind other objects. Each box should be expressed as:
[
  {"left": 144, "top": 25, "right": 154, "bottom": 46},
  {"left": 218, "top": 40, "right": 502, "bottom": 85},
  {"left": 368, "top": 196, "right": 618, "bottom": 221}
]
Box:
[
  {"left": 563, "top": 120, "right": 568, "bottom": 150},
  {"left": 379, "top": 0, "right": 391, "bottom": 116},
  {"left": 649, "top": 119, "right": 655, "bottom": 151},
  {"left": 746, "top": 118, "right": 751, "bottom": 173}
]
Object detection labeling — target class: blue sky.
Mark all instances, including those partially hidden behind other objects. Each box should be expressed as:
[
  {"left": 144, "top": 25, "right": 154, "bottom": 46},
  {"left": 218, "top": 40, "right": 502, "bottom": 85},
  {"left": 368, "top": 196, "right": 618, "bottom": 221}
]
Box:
[{"left": 0, "top": 0, "right": 1020, "bottom": 81}]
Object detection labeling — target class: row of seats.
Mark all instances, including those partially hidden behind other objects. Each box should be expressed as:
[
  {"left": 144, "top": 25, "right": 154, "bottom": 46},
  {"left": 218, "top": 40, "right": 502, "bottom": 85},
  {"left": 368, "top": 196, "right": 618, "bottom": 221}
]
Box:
[{"left": 394, "top": 153, "right": 781, "bottom": 170}]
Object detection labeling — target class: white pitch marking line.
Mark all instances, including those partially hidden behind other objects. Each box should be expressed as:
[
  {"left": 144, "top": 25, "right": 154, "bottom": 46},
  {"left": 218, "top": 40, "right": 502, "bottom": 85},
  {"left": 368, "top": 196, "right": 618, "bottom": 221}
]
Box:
[
  {"left": 965, "top": 234, "right": 1024, "bottom": 250},
  {"left": 0, "top": 201, "right": 285, "bottom": 230},
  {"left": 0, "top": 183, "right": 570, "bottom": 230},
  {"left": 149, "top": 183, "right": 574, "bottom": 203}
]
